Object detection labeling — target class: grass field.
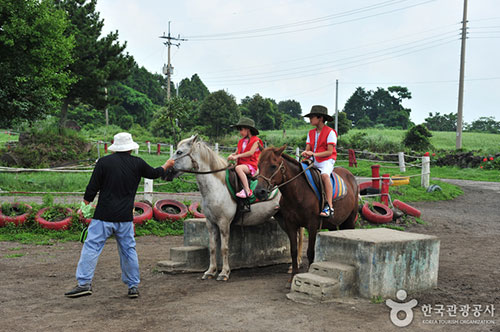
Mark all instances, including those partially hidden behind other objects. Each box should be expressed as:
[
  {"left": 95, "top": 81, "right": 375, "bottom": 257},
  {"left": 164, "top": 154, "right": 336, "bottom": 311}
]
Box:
[
  {"left": 0, "top": 131, "right": 18, "bottom": 144},
  {"left": 262, "top": 127, "right": 500, "bottom": 154}
]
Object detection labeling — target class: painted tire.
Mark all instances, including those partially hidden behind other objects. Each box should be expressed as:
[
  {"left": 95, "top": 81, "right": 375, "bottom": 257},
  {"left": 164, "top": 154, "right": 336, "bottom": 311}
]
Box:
[
  {"left": 361, "top": 202, "right": 393, "bottom": 224},
  {"left": 358, "top": 181, "right": 373, "bottom": 192},
  {"left": 35, "top": 207, "right": 73, "bottom": 230},
  {"left": 393, "top": 199, "right": 421, "bottom": 218},
  {"left": 188, "top": 202, "right": 205, "bottom": 218},
  {"left": 133, "top": 202, "right": 153, "bottom": 225},
  {"left": 0, "top": 203, "right": 32, "bottom": 226},
  {"left": 153, "top": 199, "right": 188, "bottom": 221}
]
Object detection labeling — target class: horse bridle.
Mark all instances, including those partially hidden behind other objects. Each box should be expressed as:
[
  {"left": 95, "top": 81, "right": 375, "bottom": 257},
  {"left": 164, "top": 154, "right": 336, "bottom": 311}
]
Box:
[
  {"left": 172, "top": 144, "right": 231, "bottom": 175},
  {"left": 256, "top": 158, "right": 313, "bottom": 192}
]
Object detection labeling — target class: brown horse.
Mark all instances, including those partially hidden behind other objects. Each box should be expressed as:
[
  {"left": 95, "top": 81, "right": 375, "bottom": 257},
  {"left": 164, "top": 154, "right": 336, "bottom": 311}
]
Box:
[{"left": 254, "top": 146, "right": 359, "bottom": 284}]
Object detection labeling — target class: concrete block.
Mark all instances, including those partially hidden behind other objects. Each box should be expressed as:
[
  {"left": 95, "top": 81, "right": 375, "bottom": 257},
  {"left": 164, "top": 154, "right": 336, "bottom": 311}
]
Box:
[
  {"left": 170, "top": 246, "right": 208, "bottom": 267},
  {"left": 309, "top": 261, "right": 356, "bottom": 297},
  {"left": 315, "top": 228, "right": 440, "bottom": 298},
  {"left": 157, "top": 260, "right": 203, "bottom": 274},
  {"left": 289, "top": 273, "right": 339, "bottom": 301},
  {"left": 182, "top": 218, "right": 290, "bottom": 269}
]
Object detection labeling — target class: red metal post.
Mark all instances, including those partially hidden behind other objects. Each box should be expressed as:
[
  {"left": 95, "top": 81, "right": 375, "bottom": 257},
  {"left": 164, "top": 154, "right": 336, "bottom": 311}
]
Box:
[
  {"left": 157, "top": 143, "right": 161, "bottom": 155},
  {"left": 381, "top": 173, "right": 390, "bottom": 206},
  {"left": 371, "top": 164, "right": 381, "bottom": 189},
  {"left": 104, "top": 142, "right": 108, "bottom": 154}
]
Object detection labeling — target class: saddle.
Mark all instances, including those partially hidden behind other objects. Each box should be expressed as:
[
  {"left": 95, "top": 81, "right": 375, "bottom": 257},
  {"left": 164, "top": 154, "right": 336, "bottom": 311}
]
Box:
[
  {"left": 301, "top": 160, "right": 347, "bottom": 212},
  {"left": 225, "top": 168, "right": 278, "bottom": 214}
]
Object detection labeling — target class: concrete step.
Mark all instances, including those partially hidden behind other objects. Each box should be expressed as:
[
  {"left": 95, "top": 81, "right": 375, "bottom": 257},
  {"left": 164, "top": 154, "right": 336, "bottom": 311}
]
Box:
[
  {"left": 289, "top": 272, "right": 340, "bottom": 302},
  {"left": 156, "top": 260, "right": 206, "bottom": 274},
  {"left": 309, "top": 261, "right": 356, "bottom": 296},
  {"left": 170, "top": 246, "right": 208, "bottom": 267}
]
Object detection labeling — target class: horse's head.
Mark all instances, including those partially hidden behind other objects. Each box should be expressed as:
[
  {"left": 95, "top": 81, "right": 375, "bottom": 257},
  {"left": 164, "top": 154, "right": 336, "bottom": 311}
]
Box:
[
  {"left": 255, "top": 145, "right": 287, "bottom": 200},
  {"left": 163, "top": 135, "right": 200, "bottom": 181}
]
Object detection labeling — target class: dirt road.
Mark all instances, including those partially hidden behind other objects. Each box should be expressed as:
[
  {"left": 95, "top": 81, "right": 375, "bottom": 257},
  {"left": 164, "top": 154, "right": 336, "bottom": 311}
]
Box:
[{"left": 0, "top": 180, "right": 498, "bottom": 332}]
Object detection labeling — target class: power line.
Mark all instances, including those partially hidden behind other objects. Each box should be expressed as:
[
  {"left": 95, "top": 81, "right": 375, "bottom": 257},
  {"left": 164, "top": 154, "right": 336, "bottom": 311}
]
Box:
[
  {"left": 204, "top": 36, "right": 458, "bottom": 85},
  {"left": 204, "top": 30, "right": 459, "bottom": 81},
  {"left": 201, "top": 23, "right": 459, "bottom": 76},
  {"left": 159, "top": 22, "right": 187, "bottom": 100},
  {"left": 185, "top": 0, "right": 436, "bottom": 41}
]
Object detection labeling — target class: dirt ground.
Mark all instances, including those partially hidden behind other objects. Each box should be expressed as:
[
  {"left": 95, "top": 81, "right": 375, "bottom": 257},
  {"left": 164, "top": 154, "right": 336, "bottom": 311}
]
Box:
[{"left": 0, "top": 179, "right": 499, "bottom": 332}]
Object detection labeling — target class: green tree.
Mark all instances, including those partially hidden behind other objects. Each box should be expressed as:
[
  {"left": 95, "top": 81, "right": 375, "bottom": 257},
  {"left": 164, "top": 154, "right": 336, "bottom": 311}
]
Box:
[
  {"left": 278, "top": 99, "right": 302, "bottom": 119},
  {"left": 424, "top": 112, "right": 457, "bottom": 131},
  {"left": 330, "top": 112, "right": 352, "bottom": 135},
  {"left": 403, "top": 124, "right": 433, "bottom": 151},
  {"left": 151, "top": 97, "right": 195, "bottom": 142},
  {"left": 240, "top": 94, "right": 280, "bottom": 130},
  {"left": 108, "top": 83, "right": 156, "bottom": 127},
  {"left": 123, "top": 63, "right": 167, "bottom": 105},
  {"left": 199, "top": 90, "right": 239, "bottom": 138},
  {"left": 343, "top": 86, "right": 412, "bottom": 129},
  {"left": 0, "top": 0, "right": 74, "bottom": 126},
  {"left": 178, "top": 74, "right": 209, "bottom": 102},
  {"left": 466, "top": 116, "right": 500, "bottom": 134},
  {"left": 56, "top": 0, "right": 134, "bottom": 127}
]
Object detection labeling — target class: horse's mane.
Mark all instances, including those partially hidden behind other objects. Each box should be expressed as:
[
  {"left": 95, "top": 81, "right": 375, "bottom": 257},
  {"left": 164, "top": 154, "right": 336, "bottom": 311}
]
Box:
[
  {"left": 191, "top": 140, "right": 228, "bottom": 182},
  {"left": 261, "top": 147, "right": 301, "bottom": 168}
]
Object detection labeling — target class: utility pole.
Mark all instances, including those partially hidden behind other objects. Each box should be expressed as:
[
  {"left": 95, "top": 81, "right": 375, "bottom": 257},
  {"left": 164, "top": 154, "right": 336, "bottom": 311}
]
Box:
[
  {"left": 159, "top": 22, "right": 186, "bottom": 100},
  {"left": 335, "top": 79, "right": 339, "bottom": 134},
  {"left": 456, "top": 0, "right": 468, "bottom": 149}
]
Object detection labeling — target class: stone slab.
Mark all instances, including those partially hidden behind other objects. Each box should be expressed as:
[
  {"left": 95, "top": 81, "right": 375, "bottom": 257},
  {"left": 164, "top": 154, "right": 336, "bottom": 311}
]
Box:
[
  {"left": 159, "top": 218, "right": 290, "bottom": 273},
  {"left": 315, "top": 228, "right": 440, "bottom": 298}
]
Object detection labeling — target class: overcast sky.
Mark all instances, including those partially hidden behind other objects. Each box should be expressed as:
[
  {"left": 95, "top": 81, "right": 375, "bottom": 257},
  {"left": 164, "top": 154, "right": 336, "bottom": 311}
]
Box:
[{"left": 96, "top": 0, "right": 500, "bottom": 125}]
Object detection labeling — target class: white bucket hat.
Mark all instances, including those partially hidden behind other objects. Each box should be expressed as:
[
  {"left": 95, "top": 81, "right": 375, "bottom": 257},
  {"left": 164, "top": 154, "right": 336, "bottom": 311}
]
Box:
[{"left": 108, "top": 132, "right": 139, "bottom": 152}]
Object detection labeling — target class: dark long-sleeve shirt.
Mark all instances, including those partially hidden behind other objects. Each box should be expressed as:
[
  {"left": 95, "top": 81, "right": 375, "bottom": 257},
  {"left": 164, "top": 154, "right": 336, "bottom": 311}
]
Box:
[{"left": 84, "top": 152, "right": 165, "bottom": 222}]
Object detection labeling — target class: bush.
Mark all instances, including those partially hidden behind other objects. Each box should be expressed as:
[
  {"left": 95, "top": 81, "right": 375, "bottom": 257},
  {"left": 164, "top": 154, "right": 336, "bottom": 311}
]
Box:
[{"left": 403, "top": 124, "right": 433, "bottom": 151}]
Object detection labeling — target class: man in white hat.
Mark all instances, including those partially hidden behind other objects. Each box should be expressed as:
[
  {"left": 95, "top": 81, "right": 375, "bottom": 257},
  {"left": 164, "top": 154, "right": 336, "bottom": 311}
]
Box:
[{"left": 65, "top": 132, "right": 175, "bottom": 299}]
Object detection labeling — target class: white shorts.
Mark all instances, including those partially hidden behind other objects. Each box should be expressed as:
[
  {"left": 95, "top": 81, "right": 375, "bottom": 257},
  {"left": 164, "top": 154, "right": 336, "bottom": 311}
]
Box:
[{"left": 314, "top": 158, "right": 335, "bottom": 175}]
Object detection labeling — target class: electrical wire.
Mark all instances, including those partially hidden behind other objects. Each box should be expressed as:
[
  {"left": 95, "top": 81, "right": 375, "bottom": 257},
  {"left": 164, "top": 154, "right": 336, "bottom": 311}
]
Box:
[
  {"left": 204, "top": 36, "right": 458, "bottom": 85},
  {"left": 185, "top": 0, "right": 436, "bottom": 41}
]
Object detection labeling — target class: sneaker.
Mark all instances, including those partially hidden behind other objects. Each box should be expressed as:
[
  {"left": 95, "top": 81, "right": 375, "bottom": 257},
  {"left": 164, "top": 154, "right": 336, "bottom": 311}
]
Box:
[
  {"left": 128, "top": 287, "right": 139, "bottom": 298},
  {"left": 65, "top": 284, "right": 92, "bottom": 298},
  {"left": 320, "top": 206, "right": 332, "bottom": 218},
  {"left": 236, "top": 189, "right": 252, "bottom": 198}
]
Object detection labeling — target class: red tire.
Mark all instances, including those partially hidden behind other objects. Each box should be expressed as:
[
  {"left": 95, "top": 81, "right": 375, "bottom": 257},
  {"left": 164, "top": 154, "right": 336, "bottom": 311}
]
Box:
[
  {"left": 133, "top": 202, "right": 153, "bottom": 225},
  {"left": 393, "top": 199, "right": 422, "bottom": 218},
  {"left": 35, "top": 207, "right": 73, "bottom": 230},
  {"left": 358, "top": 181, "right": 372, "bottom": 192},
  {"left": 0, "top": 203, "right": 32, "bottom": 226},
  {"left": 188, "top": 202, "right": 205, "bottom": 218},
  {"left": 361, "top": 202, "right": 393, "bottom": 224},
  {"left": 153, "top": 199, "right": 188, "bottom": 221}
]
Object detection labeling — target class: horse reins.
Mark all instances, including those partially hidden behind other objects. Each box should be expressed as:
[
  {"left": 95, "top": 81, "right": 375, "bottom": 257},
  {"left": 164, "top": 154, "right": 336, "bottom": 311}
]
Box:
[{"left": 257, "top": 159, "right": 313, "bottom": 191}]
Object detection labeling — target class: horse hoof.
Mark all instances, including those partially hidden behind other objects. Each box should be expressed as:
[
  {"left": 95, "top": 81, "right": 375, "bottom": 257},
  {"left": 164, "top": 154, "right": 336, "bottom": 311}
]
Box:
[
  {"left": 216, "top": 274, "right": 229, "bottom": 281},
  {"left": 201, "top": 273, "right": 215, "bottom": 280}
]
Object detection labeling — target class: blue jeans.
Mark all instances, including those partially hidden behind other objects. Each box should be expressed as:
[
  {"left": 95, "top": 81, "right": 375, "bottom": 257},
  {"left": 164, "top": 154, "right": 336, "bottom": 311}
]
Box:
[{"left": 76, "top": 219, "right": 139, "bottom": 288}]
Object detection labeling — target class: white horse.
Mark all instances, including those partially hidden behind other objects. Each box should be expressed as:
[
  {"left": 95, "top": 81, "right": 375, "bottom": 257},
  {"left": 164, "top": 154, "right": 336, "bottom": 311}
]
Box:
[{"left": 166, "top": 135, "right": 281, "bottom": 281}]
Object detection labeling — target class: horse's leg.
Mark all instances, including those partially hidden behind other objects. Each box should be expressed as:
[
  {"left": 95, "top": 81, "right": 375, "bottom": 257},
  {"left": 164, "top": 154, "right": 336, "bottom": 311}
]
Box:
[
  {"left": 285, "top": 225, "right": 299, "bottom": 288},
  {"left": 202, "top": 221, "right": 218, "bottom": 280},
  {"left": 216, "top": 219, "right": 231, "bottom": 281},
  {"left": 288, "top": 227, "right": 304, "bottom": 274},
  {"left": 306, "top": 221, "right": 320, "bottom": 268}
]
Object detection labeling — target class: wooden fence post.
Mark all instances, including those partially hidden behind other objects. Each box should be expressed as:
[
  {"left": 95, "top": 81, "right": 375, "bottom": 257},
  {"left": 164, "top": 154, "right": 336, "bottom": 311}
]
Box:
[
  {"left": 157, "top": 143, "right": 161, "bottom": 155},
  {"left": 371, "top": 164, "right": 381, "bottom": 190},
  {"left": 144, "top": 179, "right": 153, "bottom": 204},
  {"left": 421, "top": 156, "right": 430, "bottom": 188},
  {"left": 398, "top": 152, "right": 406, "bottom": 173},
  {"left": 170, "top": 145, "right": 174, "bottom": 159},
  {"left": 295, "top": 147, "right": 300, "bottom": 161},
  {"left": 215, "top": 143, "right": 219, "bottom": 153},
  {"left": 147, "top": 141, "right": 151, "bottom": 154}
]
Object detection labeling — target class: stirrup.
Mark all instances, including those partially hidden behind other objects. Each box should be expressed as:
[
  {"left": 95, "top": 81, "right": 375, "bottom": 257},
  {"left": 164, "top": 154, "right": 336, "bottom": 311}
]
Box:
[{"left": 320, "top": 205, "right": 332, "bottom": 218}]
